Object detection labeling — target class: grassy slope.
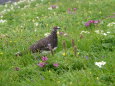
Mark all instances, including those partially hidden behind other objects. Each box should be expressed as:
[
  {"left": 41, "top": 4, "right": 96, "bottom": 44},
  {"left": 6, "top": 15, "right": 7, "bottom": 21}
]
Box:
[{"left": 0, "top": 0, "right": 115, "bottom": 86}]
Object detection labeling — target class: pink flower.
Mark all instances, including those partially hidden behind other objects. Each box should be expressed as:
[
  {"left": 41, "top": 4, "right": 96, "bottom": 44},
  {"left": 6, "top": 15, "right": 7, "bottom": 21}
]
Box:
[
  {"left": 73, "top": 8, "right": 77, "bottom": 11},
  {"left": 88, "top": 20, "right": 95, "bottom": 23},
  {"left": 85, "top": 20, "right": 100, "bottom": 27},
  {"left": 94, "top": 20, "right": 100, "bottom": 24},
  {"left": 38, "top": 62, "right": 45, "bottom": 67},
  {"left": 42, "top": 56, "right": 48, "bottom": 61},
  {"left": 53, "top": 63, "right": 59, "bottom": 67}
]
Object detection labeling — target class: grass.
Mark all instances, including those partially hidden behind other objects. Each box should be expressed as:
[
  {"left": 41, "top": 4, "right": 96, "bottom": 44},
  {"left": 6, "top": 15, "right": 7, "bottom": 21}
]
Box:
[{"left": 0, "top": 0, "right": 115, "bottom": 86}]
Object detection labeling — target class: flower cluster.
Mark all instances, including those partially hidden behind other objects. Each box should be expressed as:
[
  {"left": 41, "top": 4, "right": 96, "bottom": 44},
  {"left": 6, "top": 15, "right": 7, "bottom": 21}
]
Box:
[
  {"left": 85, "top": 20, "right": 100, "bottom": 27},
  {"left": 67, "top": 8, "right": 77, "bottom": 14},
  {"left": 95, "top": 61, "right": 106, "bottom": 68},
  {"left": 48, "top": 5, "right": 59, "bottom": 10},
  {"left": 107, "top": 22, "right": 115, "bottom": 27},
  {"left": 37, "top": 56, "right": 59, "bottom": 68},
  {"left": 1, "top": 0, "right": 36, "bottom": 14},
  {"left": 95, "top": 30, "right": 110, "bottom": 36},
  {"left": 0, "top": 19, "right": 7, "bottom": 23}
]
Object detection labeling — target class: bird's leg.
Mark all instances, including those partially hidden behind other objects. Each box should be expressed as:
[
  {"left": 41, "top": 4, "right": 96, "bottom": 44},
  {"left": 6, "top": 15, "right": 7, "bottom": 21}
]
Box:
[
  {"left": 48, "top": 44, "right": 54, "bottom": 56},
  {"left": 62, "top": 40, "right": 67, "bottom": 54}
]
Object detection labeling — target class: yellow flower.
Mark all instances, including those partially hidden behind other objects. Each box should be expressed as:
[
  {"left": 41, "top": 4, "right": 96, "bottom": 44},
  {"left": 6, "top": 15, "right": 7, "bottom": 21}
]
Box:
[
  {"left": 69, "top": 82, "right": 72, "bottom": 85},
  {"left": 89, "top": 11, "right": 92, "bottom": 14},
  {"left": 97, "top": 77, "right": 99, "bottom": 80},
  {"left": 62, "top": 52, "right": 66, "bottom": 56},
  {"left": 49, "top": 70, "right": 51, "bottom": 72},
  {"left": 0, "top": 52, "right": 3, "bottom": 55},
  {"left": 57, "top": 31, "right": 59, "bottom": 35},
  {"left": 46, "top": 24, "right": 48, "bottom": 26},
  {"left": 57, "top": 81, "right": 60, "bottom": 83},
  {"left": 48, "top": 2, "right": 50, "bottom": 4},
  {"left": 99, "top": 11, "right": 102, "bottom": 14},
  {"left": 77, "top": 52, "right": 80, "bottom": 55},
  {"left": 9, "top": 41, "right": 12, "bottom": 43},
  {"left": 40, "top": 61, "right": 42, "bottom": 63}
]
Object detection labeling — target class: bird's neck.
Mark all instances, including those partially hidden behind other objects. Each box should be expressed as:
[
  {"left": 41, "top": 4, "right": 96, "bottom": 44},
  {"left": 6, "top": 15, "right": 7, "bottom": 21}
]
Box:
[{"left": 51, "top": 30, "right": 57, "bottom": 38}]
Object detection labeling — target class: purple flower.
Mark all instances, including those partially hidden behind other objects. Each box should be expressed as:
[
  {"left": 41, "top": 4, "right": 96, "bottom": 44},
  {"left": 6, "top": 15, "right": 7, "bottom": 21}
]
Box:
[
  {"left": 51, "top": 5, "right": 56, "bottom": 9},
  {"left": 15, "top": 67, "right": 20, "bottom": 71},
  {"left": 85, "top": 22, "right": 90, "bottom": 27},
  {"left": 42, "top": 56, "right": 48, "bottom": 61},
  {"left": 85, "top": 56, "right": 89, "bottom": 60},
  {"left": 38, "top": 62, "right": 45, "bottom": 67},
  {"left": 53, "top": 63, "right": 59, "bottom": 67},
  {"left": 51, "top": 5, "right": 58, "bottom": 9}
]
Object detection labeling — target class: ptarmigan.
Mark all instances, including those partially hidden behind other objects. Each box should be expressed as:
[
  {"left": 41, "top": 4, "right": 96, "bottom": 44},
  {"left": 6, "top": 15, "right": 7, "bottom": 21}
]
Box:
[{"left": 16, "top": 26, "right": 60, "bottom": 56}]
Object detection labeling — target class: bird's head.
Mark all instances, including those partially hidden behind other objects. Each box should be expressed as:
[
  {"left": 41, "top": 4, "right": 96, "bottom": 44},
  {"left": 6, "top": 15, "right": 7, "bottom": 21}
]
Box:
[{"left": 53, "top": 26, "right": 61, "bottom": 30}]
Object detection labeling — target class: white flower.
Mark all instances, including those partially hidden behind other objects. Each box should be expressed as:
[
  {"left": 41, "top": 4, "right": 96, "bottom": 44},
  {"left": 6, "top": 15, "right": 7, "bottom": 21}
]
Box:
[
  {"left": 36, "top": 17, "right": 39, "bottom": 19},
  {"left": 107, "top": 22, "right": 115, "bottom": 27},
  {"left": 95, "top": 30, "right": 104, "bottom": 34},
  {"left": 13, "top": 2, "right": 18, "bottom": 6},
  {"left": 34, "top": 22, "right": 39, "bottom": 26},
  {"left": 48, "top": 5, "right": 59, "bottom": 10},
  {"left": 106, "top": 31, "right": 110, "bottom": 34},
  {"left": 44, "top": 33, "right": 50, "bottom": 37},
  {"left": 103, "top": 33, "right": 107, "bottom": 36},
  {"left": 0, "top": 19, "right": 7, "bottom": 23},
  {"left": 63, "top": 33, "right": 68, "bottom": 36},
  {"left": 17, "top": 6, "right": 20, "bottom": 9},
  {"left": 95, "top": 30, "right": 100, "bottom": 34},
  {"left": 95, "top": 61, "right": 106, "bottom": 68},
  {"left": 5, "top": 4, "right": 8, "bottom": 8},
  {"left": 0, "top": 16, "right": 3, "bottom": 18},
  {"left": 95, "top": 30, "right": 109, "bottom": 36},
  {"left": 48, "top": 7, "right": 52, "bottom": 10},
  {"left": 80, "top": 31, "right": 90, "bottom": 34},
  {"left": 34, "top": 29, "right": 37, "bottom": 32}
]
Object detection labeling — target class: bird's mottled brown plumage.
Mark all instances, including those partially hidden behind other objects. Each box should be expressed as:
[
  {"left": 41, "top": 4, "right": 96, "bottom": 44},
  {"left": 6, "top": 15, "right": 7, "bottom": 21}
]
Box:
[
  {"left": 15, "top": 26, "right": 60, "bottom": 56},
  {"left": 29, "top": 28, "right": 58, "bottom": 53}
]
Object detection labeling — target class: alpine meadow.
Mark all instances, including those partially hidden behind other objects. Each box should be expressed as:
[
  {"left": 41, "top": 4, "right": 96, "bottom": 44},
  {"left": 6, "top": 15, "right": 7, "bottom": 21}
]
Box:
[{"left": 0, "top": 0, "right": 115, "bottom": 86}]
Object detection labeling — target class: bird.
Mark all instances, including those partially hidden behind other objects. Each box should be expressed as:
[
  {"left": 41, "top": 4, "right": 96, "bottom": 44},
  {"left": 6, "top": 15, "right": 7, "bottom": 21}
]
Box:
[{"left": 16, "top": 26, "right": 60, "bottom": 56}]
